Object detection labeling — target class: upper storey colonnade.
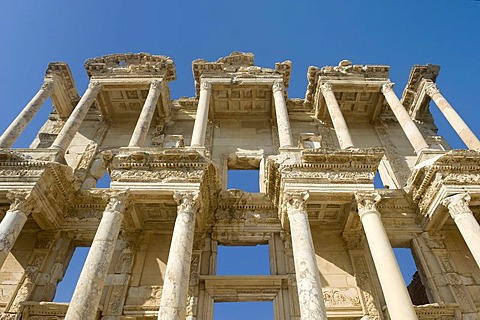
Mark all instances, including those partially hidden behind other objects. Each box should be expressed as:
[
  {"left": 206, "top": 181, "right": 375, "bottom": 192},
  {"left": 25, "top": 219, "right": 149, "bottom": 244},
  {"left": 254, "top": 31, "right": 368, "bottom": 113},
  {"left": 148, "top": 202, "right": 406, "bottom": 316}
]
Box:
[{"left": 0, "top": 52, "right": 478, "bottom": 157}]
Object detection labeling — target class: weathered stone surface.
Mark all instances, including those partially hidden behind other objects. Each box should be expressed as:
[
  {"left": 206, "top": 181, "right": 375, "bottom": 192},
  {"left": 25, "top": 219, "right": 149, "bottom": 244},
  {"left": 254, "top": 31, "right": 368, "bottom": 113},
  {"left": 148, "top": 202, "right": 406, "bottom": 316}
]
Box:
[{"left": 0, "top": 54, "right": 480, "bottom": 320}]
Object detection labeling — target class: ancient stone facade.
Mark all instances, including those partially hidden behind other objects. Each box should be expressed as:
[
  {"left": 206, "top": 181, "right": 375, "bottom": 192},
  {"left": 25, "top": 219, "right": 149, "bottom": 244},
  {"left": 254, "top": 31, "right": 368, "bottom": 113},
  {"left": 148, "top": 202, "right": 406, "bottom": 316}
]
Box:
[{"left": 0, "top": 52, "right": 479, "bottom": 319}]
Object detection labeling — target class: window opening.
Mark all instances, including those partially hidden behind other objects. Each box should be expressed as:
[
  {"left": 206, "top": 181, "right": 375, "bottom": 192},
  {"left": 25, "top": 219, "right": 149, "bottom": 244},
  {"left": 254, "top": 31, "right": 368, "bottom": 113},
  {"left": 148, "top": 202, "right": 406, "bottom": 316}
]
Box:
[
  {"left": 214, "top": 301, "right": 274, "bottom": 320},
  {"left": 227, "top": 170, "right": 260, "bottom": 192},
  {"left": 216, "top": 245, "right": 270, "bottom": 275},
  {"left": 374, "top": 170, "right": 385, "bottom": 189},
  {"left": 393, "top": 247, "right": 429, "bottom": 304},
  {"left": 96, "top": 172, "right": 111, "bottom": 188},
  {"left": 53, "top": 247, "right": 89, "bottom": 302}
]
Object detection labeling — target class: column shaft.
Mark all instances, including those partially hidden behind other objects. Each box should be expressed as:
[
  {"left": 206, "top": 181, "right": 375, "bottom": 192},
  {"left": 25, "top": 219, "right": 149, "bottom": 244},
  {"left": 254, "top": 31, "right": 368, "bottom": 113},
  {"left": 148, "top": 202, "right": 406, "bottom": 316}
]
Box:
[
  {"left": 285, "top": 192, "right": 327, "bottom": 320},
  {"left": 129, "top": 80, "right": 162, "bottom": 147},
  {"left": 0, "top": 80, "right": 54, "bottom": 148},
  {"left": 443, "top": 193, "right": 480, "bottom": 268},
  {"left": 382, "top": 83, "right": 429, "bottom": 153},
  {"left": 50, "top": 82, "right": 102, "bottom": 154},
  {"left": 320, "top": 83, "right": 354, "bottom": 149},
  {"left": 158, "top": 192, "right": 198, "bottom": 320},
  {"left": 356, "top": 193, "right": 417, "bottom": 320},
  {"left": 0, "top": 192, "right": 33, "bottom": 268},
  {"left": 272, "top": 82, "right": 294, "bottom": 148},
  {"left": 425, "top": 83, "right": 480, "bottom": 150},
  {"left": 65, "top": 192, "right": 127, "bottom": 320},
  {"left": 191, "top": 82, "right": 212, "bottom": 147}
]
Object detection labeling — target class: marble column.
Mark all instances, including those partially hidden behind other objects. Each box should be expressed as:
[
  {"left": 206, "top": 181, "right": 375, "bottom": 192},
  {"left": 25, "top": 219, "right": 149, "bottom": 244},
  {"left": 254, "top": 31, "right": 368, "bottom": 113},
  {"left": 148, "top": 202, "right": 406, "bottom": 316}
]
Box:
[
  {"left": 425, "top": 82, "right": 480, "bottom": 150},
  {"left": 0, "top": 79, "right": 55, "bottom": 148},
  {"left": 443, "top": 193, "right": 480, "bottom": 268},
  {"left": 272, "top": 81, "right": 294, "bottom": 148},
  {"left": 158, "top": 191, "right": 199, "bottom": 320},
  {"left": 50, "top": 81, "right": 102, "bottom": 154},
  {"left": 284, "top": 191, "right": 327, "bottom": 320},
  {"left": 129, "top": 80, "right": 162, "bottom": 147},
  {"left": 0, "top": 191, "right": 34, "bottom": 268},
  {"left": 65, "top": 190, "right": 128, "bottom": 320},
  {"left": 382, "top": 83, "right": 429, "bottom": 153},
  {"left": 319, "top": 83, "right": 354, "bottom": 149},
  {"left": 355, "top": 192, "right": 417, "bottom": 320},
  {"left": 191, "top": 82, "right": 212, "bottom": 147}
]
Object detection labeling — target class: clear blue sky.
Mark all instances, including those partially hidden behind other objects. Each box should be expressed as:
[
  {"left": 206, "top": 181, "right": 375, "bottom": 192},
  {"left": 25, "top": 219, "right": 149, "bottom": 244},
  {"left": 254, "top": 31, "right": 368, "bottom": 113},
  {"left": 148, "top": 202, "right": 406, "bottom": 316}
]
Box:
[{"left": 1, "top": 1, "right": 479, "bottom": 318}]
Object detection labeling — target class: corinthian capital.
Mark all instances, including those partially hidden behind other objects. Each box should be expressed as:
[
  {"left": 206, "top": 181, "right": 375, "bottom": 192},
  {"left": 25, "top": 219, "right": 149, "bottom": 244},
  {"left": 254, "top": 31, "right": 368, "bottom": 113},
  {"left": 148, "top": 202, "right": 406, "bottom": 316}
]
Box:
[
  {"left": 174, "top": 191, "right": 199, "bottom": 213},
  {"left": 381, "top": 82, "right": 395, "bottom": 94},
  {"left": 442, "top": 193, "right": 472, "bottom": 219},
  {"left": 150, "top": 80, "right": 162, "bottom": 89},
  {"left": 424, "top": 81, "right": 440, "bottom": 97},
  {"left": 284, "top": 191, "right": 309, "bottom": 213},
  {"left": 355, "top": 192, "right": 381, "bottom": 217},
  {"left": 88, "top": 81, "right": 103, "bottom": 92},
  {"left": 319, "top": 82, "right": 333, "bottom": 93},
  {"left": 6, "top": 190, "right": 35, "bottom": 215},
  {"left": 42, "top": 78, "right": 55, "bottom": 91},
  {"left": 103, "top": 189, "right": 129, "bottom": 213},
  {"left": 200, "top": 81, "right": 212, "bottom": 91},
  {"left": 272, "top": 81, "right": 284, "bottom": 93}
]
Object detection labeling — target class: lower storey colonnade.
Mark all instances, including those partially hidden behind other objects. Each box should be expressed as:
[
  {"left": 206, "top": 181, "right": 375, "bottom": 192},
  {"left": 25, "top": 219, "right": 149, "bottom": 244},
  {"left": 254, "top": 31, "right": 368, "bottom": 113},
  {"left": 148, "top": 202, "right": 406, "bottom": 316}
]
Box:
[{"left": 4, "top": 190, "right": 480, "bottom": 319}]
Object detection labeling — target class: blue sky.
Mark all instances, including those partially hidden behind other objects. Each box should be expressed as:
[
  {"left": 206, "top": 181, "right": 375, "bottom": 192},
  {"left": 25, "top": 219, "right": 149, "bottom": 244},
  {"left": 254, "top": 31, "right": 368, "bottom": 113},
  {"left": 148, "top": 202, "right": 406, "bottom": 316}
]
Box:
[{"left": 1, "top": 1, "right": 479, "bottom": 318}]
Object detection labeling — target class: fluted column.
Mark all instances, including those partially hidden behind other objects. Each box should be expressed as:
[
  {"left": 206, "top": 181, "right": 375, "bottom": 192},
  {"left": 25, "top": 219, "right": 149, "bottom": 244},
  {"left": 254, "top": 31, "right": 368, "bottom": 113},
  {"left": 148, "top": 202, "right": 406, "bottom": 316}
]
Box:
[
  {"left": 191, "top": 81, "right": 212, "bottom": 147},
  {"left": 0, "top": 79, "right": 55, "bottom": 148},
  {"left": 443, "top": 193, "right": 480, "bottom": 268},
  {"left": 382, "top": 83, "right": 429, "bottom": 153},
  {"left": 320, "top": 83, "right": 354, "bottom": 149},
  {"left": 50, "top": 81, "right": 102, "bottom": 154},
  {"left": 65, "top": 190, "right": 128, "bottom": 320},
  {"left": 158, "top": 191, "right": 199, "bottom": 320},
  {"left": 285, "top": 191, "right": 327, "bottom": 320},
  {"left": 0, "top": 191, "right": 34, "bottom": 268},
  {"left": 425, "top": 82, "right": 480, "bottom": 150},
  {"left": 272, "top": 81, "right": 294, "bottom": 148},
  {"left": 355, "top": 192, "right": 417, "bottom": 320},
  {"left": 129, "top": 80, "right": 162, "bottom": 147}
]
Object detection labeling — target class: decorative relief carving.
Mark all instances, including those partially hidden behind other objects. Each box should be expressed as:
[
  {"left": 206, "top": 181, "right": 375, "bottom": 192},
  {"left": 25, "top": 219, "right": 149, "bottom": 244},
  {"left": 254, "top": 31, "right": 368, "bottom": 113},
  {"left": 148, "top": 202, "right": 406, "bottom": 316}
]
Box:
[
  {"left": 351, "top": 255, "right": 382, "bottom": 320},
  {"left": 442, "top": 193, "right": 472, "bottom": 219},
  {"left": 110, "top": 168, "right": 204, "bottom": 183},
  {"left": 374, "top": 124, "right": 410, "bottom": 186},
  {"left": 323, "top": 287, "right": 361, "bottom": 307}
]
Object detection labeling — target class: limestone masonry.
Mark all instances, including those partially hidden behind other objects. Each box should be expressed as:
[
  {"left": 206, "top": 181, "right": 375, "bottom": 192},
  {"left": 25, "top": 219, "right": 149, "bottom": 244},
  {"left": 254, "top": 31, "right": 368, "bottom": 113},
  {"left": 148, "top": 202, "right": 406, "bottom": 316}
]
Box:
[{"left": 0, "top": 52, "right": 479, "bottom": 319}]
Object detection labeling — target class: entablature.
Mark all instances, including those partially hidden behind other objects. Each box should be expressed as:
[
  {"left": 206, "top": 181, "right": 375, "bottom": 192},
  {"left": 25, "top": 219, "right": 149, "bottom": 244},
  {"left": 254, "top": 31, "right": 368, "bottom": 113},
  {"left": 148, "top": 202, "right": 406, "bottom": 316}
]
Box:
[
  {"left": 401, "top": 64, "right": 440, "bottom": 120},
  {"left": 407, "top": 149, "right": 480, "bottom": 230}
]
